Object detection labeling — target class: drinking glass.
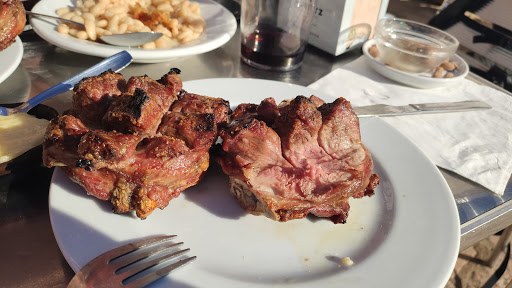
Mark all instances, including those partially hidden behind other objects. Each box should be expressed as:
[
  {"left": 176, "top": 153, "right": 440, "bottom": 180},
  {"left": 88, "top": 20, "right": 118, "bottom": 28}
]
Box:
[{"left": 240, "top": 0, "right": 316, "bottom": 71}]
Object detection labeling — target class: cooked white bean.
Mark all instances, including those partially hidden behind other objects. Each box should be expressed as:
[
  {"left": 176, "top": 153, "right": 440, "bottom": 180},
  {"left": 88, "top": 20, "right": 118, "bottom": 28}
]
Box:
[
  {"left": 106, "top": 6, "right": 128, "bottom": 15},
  {"left": 177, "top": 30, "right": 192, "bottom": 42},
  {"left": 90, "top": 4, "right": 106, "bottom": 16},
  {"left": 140, "top": 26, "right": 152, "bottom": 32},
  {"left": 171, "top": 26, "right": 179, "bottom": 37},
  {"left": 142, "top": 41, "right": 156, "bottom": 49},
  {"left": 61, "top": 12, "right": 75, "bottom": 20},
  {"left": 84, "top": 0, "right": 95, "bottom": 8},
  {"left": 85, "top": 19, "right": 97, "bottom": 40},
  {"left": 103, "top": 10, "right": 114, "bottom": 19},
  {"left": 118, "top": 23, "right": 128, "bottom": 34},
  {"left": 57, "top": 23, "right": 70, "bottom": 34},
  {"left": 71, "top": 15, "right": 84, "bottom": 24},
  {"left": 134, "top": 20, "right": 145, "bottom": 29},
  {"left": 157, "top": 3, "right": 172, "bottom": 12},
  {"left": 69, "top": 28, "right": 78, "bottom": 36},
  {"left": 56, "top": 7, "right": 71, "bottom": 16},
  {"left": 82, "top": 13, "right": 95, "bottom": 22},
  {"left": 108, "top": 14, "right": 120, "bottom": 33},
  {"left": 76, "top": 30, "right": 88, "bottom": 39},
  {"left": 189, "top": 2, "right": 199, "bottom": 12},
  {"left": 169, "top": 18, "right": 178, "bottom": 28},
  {"left": 152, "top": 0, "right": 167, "bottom": 5},
  {"left": 54, "top": 0, "right": 205, "bottom": 48},
  {"left": 155, "top": 36, "right": 178, "bottom": 48},
  {"left": 96, "top": 27, "right": 105, "bottom": 37},
  {"left": 96, "top": 19, "right": 108, "bottom": 28}
]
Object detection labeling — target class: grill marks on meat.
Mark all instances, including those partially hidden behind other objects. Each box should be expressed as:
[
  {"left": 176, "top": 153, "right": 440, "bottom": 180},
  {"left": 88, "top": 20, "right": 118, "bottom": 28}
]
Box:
[
  {"left": 77, "top": 130, "right": 142, "bottom": 167},
  {"left": 217, "top": 95, "right": 379, "bottom": 223},
  {"left": 72, "top": 70, "right": 126, "bottom": 128},
  {"left": 43, "top": 68, "right": 378, "bottom": 223},
  {"left": 43, "top": 69, "right": 225, "bottom": 219},
  {"left": 157, "top": 112, "right": 217, "bottom": 151},
  {"left": 171, "top": 91, "right": 230, "bottom": 127},
  {"left": 0, "top": 0, "right": 26, "bottom": 52},
  {"left": 103, "top": 72, "right": 182, "bottom": 137},
  {"left": 103, "top": 88, "right": 165, "bottom": 137}
]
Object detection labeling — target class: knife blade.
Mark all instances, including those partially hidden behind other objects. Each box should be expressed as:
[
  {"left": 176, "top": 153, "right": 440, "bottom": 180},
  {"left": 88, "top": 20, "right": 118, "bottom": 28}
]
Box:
[{"left": 353, "top": 100, "right": 491, "bottom": 117}]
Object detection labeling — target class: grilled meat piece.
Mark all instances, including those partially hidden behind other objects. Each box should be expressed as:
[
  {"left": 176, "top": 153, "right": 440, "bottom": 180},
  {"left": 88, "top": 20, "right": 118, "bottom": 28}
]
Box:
[
  {"left": 43, "top": 69, "right": 225, "bottom": 219},
  {"left": 171, "top": 91, "right": 231, "bottom": 127},
  {"left": 77, "top": 130, "right": 142, "bottom": 168},
  {"left": 0, "top": 0, "right": 26, "bottom": 52},
  {"left": 103, "top": 88, "right": 165, "bottom": 137},
  {"left": 103, "top": 70, "right": 182, "bottom": 137},
  {"left": 71, "top": 70, "right": 126, "bottom": 128},
  {"left": 157, "top": 111, "right": 217, "bottom": 151},
  {"left": 124, "top": 72, "right": 181, "bottom": 110},
  {"left": 217, "top": 95, "right": 378, "bottom": 223},
  {"left": 45, "top": 117, "right": 213, "bottom": 218},
  {"left": 43, "top": 115, "right": 90, "bottom": 168}
]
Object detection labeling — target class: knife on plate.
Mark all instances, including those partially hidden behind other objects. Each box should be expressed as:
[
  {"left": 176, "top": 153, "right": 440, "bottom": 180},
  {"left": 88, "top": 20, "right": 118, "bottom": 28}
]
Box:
[{"left": 353, "top": 100, "right": 491, "bottom": 117}]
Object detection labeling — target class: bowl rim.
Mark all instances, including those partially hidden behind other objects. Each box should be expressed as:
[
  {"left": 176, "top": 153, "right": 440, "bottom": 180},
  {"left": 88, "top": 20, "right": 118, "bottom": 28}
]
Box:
[{"left": 375, "top": 17, "right": 459, "bottom": 57}]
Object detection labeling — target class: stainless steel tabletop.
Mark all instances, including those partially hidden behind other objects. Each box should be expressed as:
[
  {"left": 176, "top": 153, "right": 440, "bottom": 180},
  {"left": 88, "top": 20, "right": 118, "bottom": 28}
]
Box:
[{"left": 1, "top": 9, "right": 512, "bottom": 287}]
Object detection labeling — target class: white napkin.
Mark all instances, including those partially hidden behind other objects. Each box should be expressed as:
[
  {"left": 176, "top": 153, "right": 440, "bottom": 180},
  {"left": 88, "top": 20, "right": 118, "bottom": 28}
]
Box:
[{"left": 309, "top": 56, "right": 512, "bottom": 195}]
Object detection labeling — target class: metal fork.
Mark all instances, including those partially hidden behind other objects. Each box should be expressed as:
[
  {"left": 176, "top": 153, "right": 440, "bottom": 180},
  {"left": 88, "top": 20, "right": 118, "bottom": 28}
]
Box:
[{"left": 67, "top": 235, "right": 196, "bottom": 288}]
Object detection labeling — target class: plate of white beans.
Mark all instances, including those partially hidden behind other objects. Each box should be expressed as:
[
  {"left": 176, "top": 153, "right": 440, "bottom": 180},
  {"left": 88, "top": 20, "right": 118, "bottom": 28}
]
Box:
[{"left": 30, "top": 0, "right": 237, "bottom": 63}]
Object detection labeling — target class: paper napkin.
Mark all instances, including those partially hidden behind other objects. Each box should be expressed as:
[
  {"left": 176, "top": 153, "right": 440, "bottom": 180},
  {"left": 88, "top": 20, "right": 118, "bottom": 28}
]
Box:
[{"left": 309, "top": 56, "right": 512, "bottom": 195}]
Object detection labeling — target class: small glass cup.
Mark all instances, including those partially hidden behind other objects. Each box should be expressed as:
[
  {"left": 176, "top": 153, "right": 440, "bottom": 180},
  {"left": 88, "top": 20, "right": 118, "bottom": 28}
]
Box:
[{"left": 240, "top": 0, "right": 315, "bottom": 71}]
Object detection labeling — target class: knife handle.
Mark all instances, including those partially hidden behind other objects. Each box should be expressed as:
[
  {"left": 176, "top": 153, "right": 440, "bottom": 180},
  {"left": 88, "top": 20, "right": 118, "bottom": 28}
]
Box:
[{"left": 411, "top": 101, "right": 492, "bottom": 112}]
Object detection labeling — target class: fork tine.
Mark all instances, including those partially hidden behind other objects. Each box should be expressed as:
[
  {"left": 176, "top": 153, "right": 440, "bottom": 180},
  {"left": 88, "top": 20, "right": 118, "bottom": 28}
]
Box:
[
  {"left": 124, "top": 256, "right": 197, "bottom": 288},
  {"left": 111, "top": 242, "right": 184, "bottom": 270},
  {"left": 108, "top": 235, "right": 177, "bottom": 262},
  {"left": 121, "top": 248, "right": 190, "bottom": 279}
]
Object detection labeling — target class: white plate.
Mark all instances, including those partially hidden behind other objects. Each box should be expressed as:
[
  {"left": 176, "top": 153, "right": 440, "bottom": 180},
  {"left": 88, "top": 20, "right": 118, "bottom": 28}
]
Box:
[
  {"left": 0, "top": 36, "right": 23, "bottom": 84},
  {"left": 362, "top": 39, "right": 469, "bottom": 89},
  {"left": 49, "top": 78, "right": 460, "bottom": 288},
  {"left": 30, "top": 0, "right": 237, "bottom": 63}
]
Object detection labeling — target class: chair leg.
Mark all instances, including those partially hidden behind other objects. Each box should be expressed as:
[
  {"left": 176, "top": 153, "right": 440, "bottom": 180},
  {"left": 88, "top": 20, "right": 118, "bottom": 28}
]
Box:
[{"left": 486, "top": 226, "right": 512, "bottom": 268}]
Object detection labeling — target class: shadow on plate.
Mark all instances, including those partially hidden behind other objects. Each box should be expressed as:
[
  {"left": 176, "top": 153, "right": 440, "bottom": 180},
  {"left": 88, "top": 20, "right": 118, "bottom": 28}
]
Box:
[
  {"left": 182, "top": 163, "right": 247, "bottom": 220},
  {"left": 50, "top": 208, "right": 197, "bottom": 288}
]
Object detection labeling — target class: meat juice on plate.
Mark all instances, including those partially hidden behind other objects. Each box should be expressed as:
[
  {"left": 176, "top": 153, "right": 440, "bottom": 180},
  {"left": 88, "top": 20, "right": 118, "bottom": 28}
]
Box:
[{"left": 241, "top": 25, "right": 306, "bottom": 70}]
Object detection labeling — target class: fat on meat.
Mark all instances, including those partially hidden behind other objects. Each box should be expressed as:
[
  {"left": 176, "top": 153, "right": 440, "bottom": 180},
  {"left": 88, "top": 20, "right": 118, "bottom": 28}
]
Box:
[{"left": 216, "top": 95, "right": 379, "bottom": 223}]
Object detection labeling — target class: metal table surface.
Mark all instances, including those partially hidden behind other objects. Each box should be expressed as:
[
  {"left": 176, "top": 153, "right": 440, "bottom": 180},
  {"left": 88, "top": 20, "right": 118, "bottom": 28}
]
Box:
[{"left": 1, "top": 19, "right": 512, "bottom": 288}]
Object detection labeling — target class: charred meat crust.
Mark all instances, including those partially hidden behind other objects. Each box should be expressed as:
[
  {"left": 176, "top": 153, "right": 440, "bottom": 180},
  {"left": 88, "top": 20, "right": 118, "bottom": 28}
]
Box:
[
  {"left": 43, "top": 69, "right": 229, "bottom": 219},
  {"left": 71, "top": 70, "right": 127, "bottom": 127},
  {"left": 157, "top": 112, "right": 217, "bottom": 151},
  {"left": 128, "top": 88, "right": 150, "bottom": 119},
  {"left": 103, "top": 89, "right": 164, "bottom": 137}
]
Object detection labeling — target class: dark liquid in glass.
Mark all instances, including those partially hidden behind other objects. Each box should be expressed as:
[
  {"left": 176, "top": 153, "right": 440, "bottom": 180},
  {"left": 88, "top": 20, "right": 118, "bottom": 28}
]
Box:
[{"left": 241, "top": 25, "right": 305, "bottom": 70}]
